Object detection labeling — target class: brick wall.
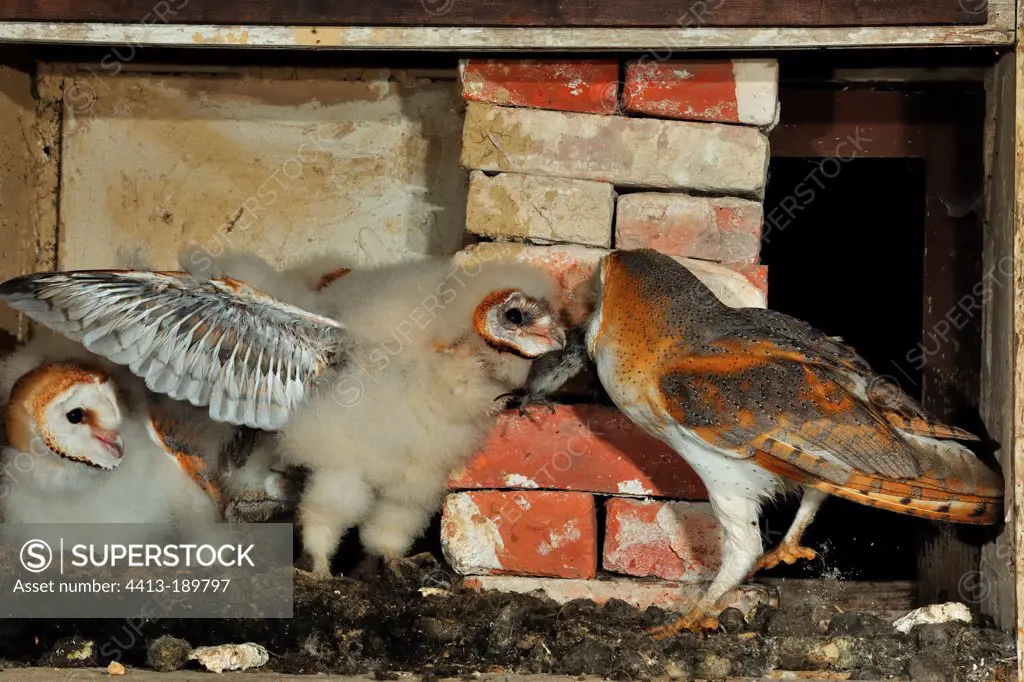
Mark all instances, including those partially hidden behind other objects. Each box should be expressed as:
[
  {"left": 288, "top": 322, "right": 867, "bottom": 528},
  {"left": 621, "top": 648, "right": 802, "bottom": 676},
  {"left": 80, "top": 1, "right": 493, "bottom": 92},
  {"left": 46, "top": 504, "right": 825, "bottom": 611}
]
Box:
[{"left": 444, "top": 58, "right": 778, "bottom": 610}]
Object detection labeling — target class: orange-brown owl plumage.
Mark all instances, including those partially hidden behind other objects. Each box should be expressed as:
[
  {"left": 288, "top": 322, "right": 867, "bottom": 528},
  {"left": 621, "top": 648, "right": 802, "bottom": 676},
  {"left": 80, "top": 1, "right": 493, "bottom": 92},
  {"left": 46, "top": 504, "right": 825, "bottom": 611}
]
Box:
[
  {"left": 593, "top": 249, "right": 1002, "bottom": 526},
  {"left": 316, "top": 268, "right": 352, "bottom": 290},
  {"left": 147, "top": 409, "right": 224, "bottom": 508}
]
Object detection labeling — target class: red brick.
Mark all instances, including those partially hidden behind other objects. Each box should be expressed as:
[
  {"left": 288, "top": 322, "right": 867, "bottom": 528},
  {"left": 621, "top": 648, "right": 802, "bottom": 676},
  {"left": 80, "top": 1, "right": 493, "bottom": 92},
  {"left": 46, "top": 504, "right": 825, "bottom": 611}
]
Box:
[
  {"left": 448, "top": 404, "right": 707, "bottom": 499},
  {"left": 602, "top": 498, "right": 723, "bottom": 582},
  {"left": 459, "top": 59, "right": 620, "bottom": 115},
  {"left": 440, "top": 490, "right": 597, "bottom": 579},
  {"left": 623, "top": 59, "right": 779, "bottom": 126},
  {"left": 732, "top": 262, "right": 769, "bottom": 300},
  {"left": 462, "top": 576, "right": 778, "bottom": 616},
  {"left": 616, "top": 193, "right": 763, "bottom": 264},
  {"left": 454, "top": 243, "right": 767, "bottom": 326}
]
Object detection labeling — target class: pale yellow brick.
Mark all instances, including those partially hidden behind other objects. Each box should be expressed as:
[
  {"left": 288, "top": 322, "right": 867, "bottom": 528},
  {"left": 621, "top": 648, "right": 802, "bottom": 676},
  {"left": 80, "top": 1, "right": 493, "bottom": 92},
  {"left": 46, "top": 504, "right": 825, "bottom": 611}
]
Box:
[
  {"left": 466, "top": 171, "right": 613, "bottom": 247},
  {"left": 461, "top": 102, "right": 769, "bottom": 199}
]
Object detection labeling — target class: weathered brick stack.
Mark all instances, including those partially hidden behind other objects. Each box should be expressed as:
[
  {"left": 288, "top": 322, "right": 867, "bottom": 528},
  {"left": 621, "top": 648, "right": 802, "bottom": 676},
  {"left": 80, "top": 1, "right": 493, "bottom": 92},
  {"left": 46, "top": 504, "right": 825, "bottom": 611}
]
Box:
[{"left": 442, "top": 58, "right": 779, "bottom": 611}]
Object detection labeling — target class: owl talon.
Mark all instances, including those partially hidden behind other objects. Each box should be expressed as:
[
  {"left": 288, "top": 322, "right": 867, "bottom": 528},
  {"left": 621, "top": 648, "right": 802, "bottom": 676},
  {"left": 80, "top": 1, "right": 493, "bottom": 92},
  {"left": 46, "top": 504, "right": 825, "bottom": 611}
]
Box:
[
  {"left": 495, "top": 391, "right": 556, "bottom": 417},
  {"left": 645, "top": 608, "right": 719, "bottom": 639},
  {"left": 384, "top": 556, "right": 422, "bottom": 580},
  {"left": 748, "top": 543, "right": 817, "bottom": 578},
  {"left": 224, "top": 498, "right": 289, "bottom": 523},
  {"left": 300, "top": 552, "right": 336, "bottom": 579},
  {"left": 529, "top": 397, "right": 558, "bottom": 416},
  {"left": 518, "top": 396, "right": 556, "bottom": 417}
]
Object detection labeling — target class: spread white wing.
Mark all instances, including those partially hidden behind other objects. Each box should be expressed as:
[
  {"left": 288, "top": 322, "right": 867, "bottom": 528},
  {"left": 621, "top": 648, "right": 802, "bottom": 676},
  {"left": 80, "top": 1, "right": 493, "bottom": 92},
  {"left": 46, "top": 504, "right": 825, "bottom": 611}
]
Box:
[{"left": 0, "top": 270, "right": 344, "bottom": 431}]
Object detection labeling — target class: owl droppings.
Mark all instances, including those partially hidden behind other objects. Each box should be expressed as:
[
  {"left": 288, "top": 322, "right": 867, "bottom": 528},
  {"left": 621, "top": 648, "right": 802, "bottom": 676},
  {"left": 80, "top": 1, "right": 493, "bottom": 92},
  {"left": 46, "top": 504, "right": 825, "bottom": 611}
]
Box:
[{"left": 146, "top": 635, "right": 192, "bottom": 672}]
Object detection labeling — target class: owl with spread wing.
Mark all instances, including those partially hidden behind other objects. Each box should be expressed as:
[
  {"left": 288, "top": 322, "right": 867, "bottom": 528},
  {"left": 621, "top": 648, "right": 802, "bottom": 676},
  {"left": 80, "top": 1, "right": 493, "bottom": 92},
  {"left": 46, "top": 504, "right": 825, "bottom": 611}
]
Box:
[
  {"left": 0, "top": 249, "right": 565, "bottom": 576},
  {"left": 508, "top": 248, "right": 1004, "bottom": 638}
]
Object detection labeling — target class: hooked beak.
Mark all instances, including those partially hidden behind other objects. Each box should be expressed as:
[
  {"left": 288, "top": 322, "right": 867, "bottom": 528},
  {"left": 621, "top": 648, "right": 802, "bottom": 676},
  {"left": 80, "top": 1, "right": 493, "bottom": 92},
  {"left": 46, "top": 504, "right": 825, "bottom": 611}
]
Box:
[
  {"left": 95, "top": 431, "right": 124, "bottom": 459},
  {"left": 547, "top": 326, "right": 567, "bottom": 351},
  {"left": 521, "top": 325, "right": 565, "bottom": 358}
]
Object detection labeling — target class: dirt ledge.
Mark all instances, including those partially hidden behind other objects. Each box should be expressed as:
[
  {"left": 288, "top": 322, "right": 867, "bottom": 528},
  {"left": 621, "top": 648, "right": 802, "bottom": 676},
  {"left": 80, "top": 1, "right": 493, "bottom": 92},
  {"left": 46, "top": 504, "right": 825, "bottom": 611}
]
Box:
[{"left": 0, "top": 556, "right": 1013, "bottom": 682}]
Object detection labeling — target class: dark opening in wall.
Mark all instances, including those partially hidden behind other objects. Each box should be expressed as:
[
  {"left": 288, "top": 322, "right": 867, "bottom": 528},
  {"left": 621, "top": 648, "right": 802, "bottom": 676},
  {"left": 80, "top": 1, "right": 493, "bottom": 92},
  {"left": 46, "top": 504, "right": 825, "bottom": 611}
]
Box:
[{"left": 757, "top": 156, "right": 927, "bottom": 581}]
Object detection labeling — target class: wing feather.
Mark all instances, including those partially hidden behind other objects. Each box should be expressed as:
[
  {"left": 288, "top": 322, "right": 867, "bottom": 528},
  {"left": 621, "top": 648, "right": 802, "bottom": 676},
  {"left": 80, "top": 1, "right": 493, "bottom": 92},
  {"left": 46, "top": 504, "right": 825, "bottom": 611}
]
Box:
[
  {"left": 660, "top": 355, "right": 924, "bottom": 479},
  {"left": 0, "top": 270, "right": 344, "bottom": 430},
  {"left": 657, "top": 348, "right": 1000, "bottom": 523},
  {"left": 720, "top": 306, "right": 983, "bottom": 442}
]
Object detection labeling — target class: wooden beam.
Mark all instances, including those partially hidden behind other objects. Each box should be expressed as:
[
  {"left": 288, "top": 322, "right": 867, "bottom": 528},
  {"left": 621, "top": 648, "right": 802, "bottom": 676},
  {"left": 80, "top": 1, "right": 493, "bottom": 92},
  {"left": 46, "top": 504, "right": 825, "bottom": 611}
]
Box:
[
  {"left": 0, "top": 22, "right": 1013, "bottom": 51},
  {"left": 916, "top": 87, "right": 989, "bottom": 615},
  {"left": 976, "top": 48, "right": 1017, "bottom": 636},
  {"left": 0, "top": 0, "right": 987, "bottom": 28},
  {"left": 1012, "top": 4, "right": 1024, "bottom": 674},
  {"left": 0, "top": 0, "right": 1011, "bottom": 49},
  {"left": 827, "top": 67, "right": 989, "bottom": 83},
  {"left": 763, "top": 578, "right": 916, "bottom": 622},
  {"left": 769, "top": 89, "right": 925, "bottom": 158}
]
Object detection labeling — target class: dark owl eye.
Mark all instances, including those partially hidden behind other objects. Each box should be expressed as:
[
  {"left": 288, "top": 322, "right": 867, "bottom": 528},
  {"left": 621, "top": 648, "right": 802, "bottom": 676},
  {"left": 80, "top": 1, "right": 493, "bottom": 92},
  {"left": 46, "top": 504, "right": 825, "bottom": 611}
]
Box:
[
  {"left": 505, "top": 308, "right": 524, "bottom": 325},
  {"left": 66, "top": 408, "right": 85, "bottom": 424}
]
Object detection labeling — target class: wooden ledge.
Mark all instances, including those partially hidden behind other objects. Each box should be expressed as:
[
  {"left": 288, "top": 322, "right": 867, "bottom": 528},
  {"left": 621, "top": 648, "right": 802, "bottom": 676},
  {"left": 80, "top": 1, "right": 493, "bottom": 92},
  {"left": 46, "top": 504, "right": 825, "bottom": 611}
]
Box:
[{"left": 0, "top": 21, "right": 1013, "bottom": 50}]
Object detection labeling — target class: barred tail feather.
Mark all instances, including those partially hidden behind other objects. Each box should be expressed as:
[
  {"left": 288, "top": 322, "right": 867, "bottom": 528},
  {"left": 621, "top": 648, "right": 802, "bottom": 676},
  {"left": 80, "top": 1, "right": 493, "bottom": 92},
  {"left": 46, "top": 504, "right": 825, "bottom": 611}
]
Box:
[
  {"left": 751, "top": 432, "right": 1004, "bottom": 526},
  {"left": 883, "top": 414, "right": 982, "bottom": 442}
]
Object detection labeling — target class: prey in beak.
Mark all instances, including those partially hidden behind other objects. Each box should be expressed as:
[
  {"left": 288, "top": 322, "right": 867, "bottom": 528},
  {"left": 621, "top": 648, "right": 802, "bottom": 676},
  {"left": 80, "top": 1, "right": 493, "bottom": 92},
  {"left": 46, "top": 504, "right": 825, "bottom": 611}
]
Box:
[{"left": 496, "top": 324, "right": 590, "bottom": 415}]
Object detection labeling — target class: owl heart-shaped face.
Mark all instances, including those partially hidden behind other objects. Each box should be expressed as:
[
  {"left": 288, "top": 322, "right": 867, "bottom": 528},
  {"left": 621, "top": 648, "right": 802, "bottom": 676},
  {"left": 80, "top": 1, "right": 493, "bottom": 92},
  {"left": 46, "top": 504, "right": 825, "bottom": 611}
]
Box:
[
  {"left": 7, "top": 362, "right": 125, "bottom": 471},
  {"left": 473, "top": 289, "right": 565, "bottom": 359}
]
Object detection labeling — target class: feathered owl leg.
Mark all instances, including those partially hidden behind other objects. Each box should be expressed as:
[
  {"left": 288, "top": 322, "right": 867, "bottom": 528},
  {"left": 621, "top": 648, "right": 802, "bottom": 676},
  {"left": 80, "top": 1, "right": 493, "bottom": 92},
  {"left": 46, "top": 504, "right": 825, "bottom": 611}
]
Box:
[
  {"left": 748, "top": 487, "right": 825, "bottom": 578},
  {"left": 360, "top": 494, "right": 437, "bottom": 554},
  {"left": 360, "top": 469, "right": 446, "bottom": 579},
  {"left": 298, "top": 469, "right": 374, "bottom": 577},
  {"left": 647, "top": 492, "right": 763, "bottom": 639},
  {"left": 360, "top": 499, "right": 439, "bottom": 580}
]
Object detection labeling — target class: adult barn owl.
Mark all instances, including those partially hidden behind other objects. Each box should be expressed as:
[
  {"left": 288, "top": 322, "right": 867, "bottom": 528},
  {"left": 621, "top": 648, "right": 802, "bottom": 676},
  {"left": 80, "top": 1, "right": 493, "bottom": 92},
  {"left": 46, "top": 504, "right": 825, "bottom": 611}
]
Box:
[{"left": 507, "top": 248, "right": 1003, "bottom": 637}]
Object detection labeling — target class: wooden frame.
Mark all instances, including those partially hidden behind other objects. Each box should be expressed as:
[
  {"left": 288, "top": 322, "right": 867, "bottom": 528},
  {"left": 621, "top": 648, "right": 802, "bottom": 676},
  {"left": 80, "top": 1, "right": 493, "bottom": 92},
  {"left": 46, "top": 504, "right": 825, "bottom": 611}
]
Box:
[
  {"left": 0, "top": 0, "right": 1012, "bottom": 50},
  {"left": 770, "top": 61, "right": 1023, "bottom": 674},
  {"left": 0, "top": 0, "right": 1019, "bottom": 673},
  {"left": 0, "top": 0, "right": 987, "bottom": 28},
  {"left": 987, "top": 17, "right": 1023, "bottom": 678}
]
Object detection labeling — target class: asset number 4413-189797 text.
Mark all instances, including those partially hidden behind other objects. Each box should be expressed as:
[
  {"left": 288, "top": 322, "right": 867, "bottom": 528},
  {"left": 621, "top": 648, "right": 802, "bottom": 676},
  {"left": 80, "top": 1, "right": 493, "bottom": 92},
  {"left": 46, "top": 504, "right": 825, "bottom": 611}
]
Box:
[{"left": 124, "top": 579, "right": 231, "bottom": 593}]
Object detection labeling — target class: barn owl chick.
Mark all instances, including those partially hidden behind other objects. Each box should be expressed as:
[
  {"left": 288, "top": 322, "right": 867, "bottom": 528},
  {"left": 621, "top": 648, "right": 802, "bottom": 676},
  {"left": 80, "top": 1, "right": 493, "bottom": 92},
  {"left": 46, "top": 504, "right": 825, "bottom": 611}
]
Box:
[
  {"left": 279, "top": 256, "right": 564, "bottom": 574},
  {"left": 0, "top": 346, "right": 222, "bottom": 546},
  {"left": 0, "top": 251, "right": 565, "bottom": 576},
  {"left": 4, "top": 359, "right": 124, "bottom": 472},
  {"left": 0, "top": 332, "right": 294, "bottom": 531},
  {"left": 508, "top": 248, "right": 1004, "bottom": 637}
]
